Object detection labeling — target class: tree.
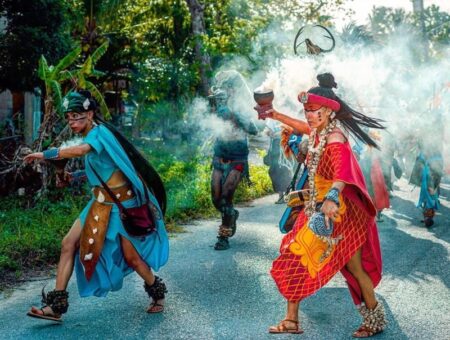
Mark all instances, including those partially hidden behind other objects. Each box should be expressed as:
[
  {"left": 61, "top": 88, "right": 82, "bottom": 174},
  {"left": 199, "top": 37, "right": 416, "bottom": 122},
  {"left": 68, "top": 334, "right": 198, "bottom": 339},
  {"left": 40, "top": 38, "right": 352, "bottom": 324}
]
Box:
[
  {"left": 0, "top": 0, "right": 73, "bottom": 92},
  {"left": 186, "top": 0, "right": 211, "bottom": 96}
]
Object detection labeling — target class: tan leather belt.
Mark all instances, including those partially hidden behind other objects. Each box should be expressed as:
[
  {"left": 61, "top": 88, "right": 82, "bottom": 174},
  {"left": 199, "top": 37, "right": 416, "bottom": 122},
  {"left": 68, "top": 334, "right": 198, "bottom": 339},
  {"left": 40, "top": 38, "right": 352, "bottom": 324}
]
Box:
[{"left": 92, "top": 184, "right": 135, "bottom": 203}]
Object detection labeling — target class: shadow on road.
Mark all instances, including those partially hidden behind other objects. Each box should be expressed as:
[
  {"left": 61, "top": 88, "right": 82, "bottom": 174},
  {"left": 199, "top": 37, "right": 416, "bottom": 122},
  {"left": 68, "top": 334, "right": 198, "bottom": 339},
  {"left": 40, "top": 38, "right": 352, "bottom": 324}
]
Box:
[{"left": 378, "top": 212, "right": 449, "bottom": 291}]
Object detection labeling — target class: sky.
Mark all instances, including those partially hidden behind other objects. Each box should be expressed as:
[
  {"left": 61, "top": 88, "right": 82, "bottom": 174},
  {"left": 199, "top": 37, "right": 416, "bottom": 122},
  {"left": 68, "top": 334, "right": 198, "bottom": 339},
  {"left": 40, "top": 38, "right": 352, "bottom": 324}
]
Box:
[{"left": 336, "top": 0, "right": 450, "bottom": 28}]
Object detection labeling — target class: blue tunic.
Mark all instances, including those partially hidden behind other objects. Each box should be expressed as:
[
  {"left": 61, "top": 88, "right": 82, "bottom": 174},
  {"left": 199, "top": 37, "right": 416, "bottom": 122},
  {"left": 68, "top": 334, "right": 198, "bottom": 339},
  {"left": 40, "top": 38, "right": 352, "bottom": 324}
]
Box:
[{"left": 74, "top": 124, "right": 169, "bottom": 297}]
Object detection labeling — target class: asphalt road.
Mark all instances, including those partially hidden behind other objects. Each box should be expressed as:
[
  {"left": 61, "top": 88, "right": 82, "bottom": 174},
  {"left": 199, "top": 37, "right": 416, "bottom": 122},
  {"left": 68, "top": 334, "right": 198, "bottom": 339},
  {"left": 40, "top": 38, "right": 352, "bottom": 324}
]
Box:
[{"left": 0, "top": 177, "right": 449, "bottom": 340}]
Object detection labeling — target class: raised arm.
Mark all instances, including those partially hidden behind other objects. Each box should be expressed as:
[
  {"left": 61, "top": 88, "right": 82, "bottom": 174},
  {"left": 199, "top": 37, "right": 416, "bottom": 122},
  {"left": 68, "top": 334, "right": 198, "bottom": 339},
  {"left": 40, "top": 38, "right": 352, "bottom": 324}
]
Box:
[
  {"left": 254, "top": 104, "right": 311, "bottom": 135},
  {"left": 271, "top": 111, "right": 311, "bottom": 135}
]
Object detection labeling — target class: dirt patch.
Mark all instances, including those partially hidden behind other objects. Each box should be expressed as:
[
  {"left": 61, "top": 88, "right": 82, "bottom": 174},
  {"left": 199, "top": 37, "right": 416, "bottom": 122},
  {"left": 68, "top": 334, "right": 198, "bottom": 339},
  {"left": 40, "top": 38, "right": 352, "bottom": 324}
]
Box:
[{"left": 0, "top": 265, "right": 56, "bottom": 292}]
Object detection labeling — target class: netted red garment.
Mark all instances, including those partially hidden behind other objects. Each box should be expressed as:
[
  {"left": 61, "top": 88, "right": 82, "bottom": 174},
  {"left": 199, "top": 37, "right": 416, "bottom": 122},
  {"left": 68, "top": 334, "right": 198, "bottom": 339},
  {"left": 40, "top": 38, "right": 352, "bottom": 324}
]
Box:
[{"left": 271, "top": 142, "right": 382, "bottom": 304}]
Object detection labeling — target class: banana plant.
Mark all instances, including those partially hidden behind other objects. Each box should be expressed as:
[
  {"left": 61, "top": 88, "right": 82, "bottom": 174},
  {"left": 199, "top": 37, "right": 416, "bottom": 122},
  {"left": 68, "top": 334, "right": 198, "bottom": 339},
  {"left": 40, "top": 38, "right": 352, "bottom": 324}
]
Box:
[{"left": 38, "top": 40, "right": 111, "bottom": 119}]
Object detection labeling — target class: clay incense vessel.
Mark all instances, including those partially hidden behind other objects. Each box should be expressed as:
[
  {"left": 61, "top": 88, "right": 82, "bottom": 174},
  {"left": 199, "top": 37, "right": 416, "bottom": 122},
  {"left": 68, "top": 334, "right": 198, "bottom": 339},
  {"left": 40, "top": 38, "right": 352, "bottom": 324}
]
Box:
[{"left": 253, "top": 88, "right": 274, "bottom": 106}]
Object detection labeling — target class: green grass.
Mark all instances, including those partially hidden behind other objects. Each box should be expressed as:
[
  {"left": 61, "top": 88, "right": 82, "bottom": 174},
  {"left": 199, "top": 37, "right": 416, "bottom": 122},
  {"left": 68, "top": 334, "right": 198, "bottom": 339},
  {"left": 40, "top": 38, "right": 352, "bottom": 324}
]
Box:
[{"left": 0, "top": 147, "right": 273, "bottom": 281}]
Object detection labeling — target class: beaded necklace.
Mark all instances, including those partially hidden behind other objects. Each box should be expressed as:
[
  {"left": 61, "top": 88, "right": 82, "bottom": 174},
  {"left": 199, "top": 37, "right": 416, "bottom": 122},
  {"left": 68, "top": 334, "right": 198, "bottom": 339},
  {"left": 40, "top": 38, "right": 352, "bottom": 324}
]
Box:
[{"left": 304, "top": 119, "right": 338, "bottom": 217}]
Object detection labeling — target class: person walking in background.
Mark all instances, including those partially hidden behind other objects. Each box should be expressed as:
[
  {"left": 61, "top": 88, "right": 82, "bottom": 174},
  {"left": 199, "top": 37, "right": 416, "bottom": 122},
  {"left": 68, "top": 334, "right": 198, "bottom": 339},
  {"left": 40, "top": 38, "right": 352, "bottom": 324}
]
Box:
[{"left": 209, "top": 71, "right": 259, "bottom": 250}]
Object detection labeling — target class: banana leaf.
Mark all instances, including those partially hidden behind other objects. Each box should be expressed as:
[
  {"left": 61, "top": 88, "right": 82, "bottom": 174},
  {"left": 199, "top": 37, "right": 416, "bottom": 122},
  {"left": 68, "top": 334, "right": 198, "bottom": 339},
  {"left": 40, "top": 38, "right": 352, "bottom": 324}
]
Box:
[
  {"left": 53, "top": 46, "right": 82, "bottom": 76},
  {"left": 38, "top": 56, "right": 49, "bottom": 82},
  {"left": 49, "top": 80, "right": 63, "bottom": 116},
  {"left": 91, "top": 40, "right": 109, "bottom": 65},
  {"left": 86, "top": 81, "right": 111, "bottom": 119}
]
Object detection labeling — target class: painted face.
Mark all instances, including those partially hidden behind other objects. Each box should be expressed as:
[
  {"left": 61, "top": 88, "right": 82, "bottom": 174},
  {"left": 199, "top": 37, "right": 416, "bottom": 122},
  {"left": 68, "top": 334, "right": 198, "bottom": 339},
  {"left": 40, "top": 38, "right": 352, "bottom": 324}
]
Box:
[
  {"left": 304, "top": 106, "right": 331, "bottom": 130},
  {"left": 65, "top": 111, "right": 91, "bottom": 134}
]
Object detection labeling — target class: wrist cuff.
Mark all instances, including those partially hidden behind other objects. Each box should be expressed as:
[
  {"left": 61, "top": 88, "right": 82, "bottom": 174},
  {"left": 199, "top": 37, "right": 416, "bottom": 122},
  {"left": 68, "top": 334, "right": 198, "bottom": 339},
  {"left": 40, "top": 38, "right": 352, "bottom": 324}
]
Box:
[
  {"left": 325, "top": 187, "right": 340, "bottom": 206},
  {"left": 43, "top": 148, "right": 60, "bottom": 160}
]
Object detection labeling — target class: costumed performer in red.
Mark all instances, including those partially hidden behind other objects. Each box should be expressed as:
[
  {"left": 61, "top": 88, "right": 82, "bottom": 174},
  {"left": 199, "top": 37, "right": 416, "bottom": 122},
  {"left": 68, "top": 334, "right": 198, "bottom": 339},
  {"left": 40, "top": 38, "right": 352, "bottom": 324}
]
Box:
[{"left": 255, "top": 73, "right": 386, "bottom": 337}]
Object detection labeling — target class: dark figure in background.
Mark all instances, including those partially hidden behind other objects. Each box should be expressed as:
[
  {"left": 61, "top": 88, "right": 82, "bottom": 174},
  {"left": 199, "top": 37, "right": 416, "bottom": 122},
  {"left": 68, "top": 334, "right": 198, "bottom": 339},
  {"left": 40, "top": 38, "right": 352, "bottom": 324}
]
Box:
[
  {"left": 264, "top": 120, "right": 293, "bottom": 203},
  {"left": 409, "top": 110, "right": 444, "bottom": 227},
  {"left": 209, "top": 87, "right": 258, "bottom": 250}
]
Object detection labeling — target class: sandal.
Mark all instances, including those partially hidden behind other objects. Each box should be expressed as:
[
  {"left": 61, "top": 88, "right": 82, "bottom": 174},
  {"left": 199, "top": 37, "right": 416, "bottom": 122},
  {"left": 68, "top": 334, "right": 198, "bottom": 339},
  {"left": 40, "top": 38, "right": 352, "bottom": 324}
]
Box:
[
  {"left": 27, "top": 306, "right": 62, "bottom": 323},
  {"left": 214, "top": 236, "right": 229, "bottom": 250},
  {"left": 147, "top": 300, "right": 164, "bottom": 313},
  {"left": 144, "top": 276, "right": 167, "bottom": 314},
  {"left": 268, "top": 319, "right": 304, "bottom": 334},
  {"left": 26, "top": 288, "right": 68, "bottom": 322},
  {"left": 353, "top": 302, "right": 386, "bottom": 338},
  {"left": 352, "top": 325, "right": 383, "bottom": 338}
]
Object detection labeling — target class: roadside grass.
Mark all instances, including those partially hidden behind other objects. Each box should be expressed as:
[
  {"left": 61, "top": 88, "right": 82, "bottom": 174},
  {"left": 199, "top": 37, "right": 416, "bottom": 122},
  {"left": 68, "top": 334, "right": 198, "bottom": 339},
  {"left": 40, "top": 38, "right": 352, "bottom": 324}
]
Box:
[{"left": 0, "top": 144, "right": 272, "bottom": 286}]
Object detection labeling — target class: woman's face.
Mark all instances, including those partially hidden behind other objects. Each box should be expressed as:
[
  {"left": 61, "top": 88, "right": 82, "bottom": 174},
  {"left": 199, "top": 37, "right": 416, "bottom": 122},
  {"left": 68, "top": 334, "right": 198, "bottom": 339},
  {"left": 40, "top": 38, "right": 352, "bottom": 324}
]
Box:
[
  {"left": 66, "top": 111, "right": 93, "bottom": 134},
  {"left": 304, "top": 106, "right": 332, "bottom": 130}
]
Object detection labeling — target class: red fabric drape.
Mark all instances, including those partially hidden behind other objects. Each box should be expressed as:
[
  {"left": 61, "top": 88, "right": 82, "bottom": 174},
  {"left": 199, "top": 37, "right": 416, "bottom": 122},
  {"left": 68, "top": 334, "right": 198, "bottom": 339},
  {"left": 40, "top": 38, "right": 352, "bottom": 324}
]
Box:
[{"left": 271, "top": 142, "right": 382, "bottom": 305}]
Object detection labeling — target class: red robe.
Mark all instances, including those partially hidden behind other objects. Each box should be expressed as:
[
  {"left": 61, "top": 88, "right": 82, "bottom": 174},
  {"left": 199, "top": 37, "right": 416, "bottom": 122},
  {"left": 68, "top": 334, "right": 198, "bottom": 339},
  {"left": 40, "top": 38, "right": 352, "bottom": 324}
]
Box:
[
  {"left": 370, "top": 158, "right": 390, "bottom": 211},
  {"left": 271, "top": 141, "right": 382, "bottom": 304}
]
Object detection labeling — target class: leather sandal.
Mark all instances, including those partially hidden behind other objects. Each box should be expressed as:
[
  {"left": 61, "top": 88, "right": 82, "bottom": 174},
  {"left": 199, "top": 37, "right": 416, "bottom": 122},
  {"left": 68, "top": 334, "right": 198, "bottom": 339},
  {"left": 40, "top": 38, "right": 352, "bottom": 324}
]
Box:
[
  {"left": 268, "top": 319, "right": 304, "bottom": 334},
  {"left": 27, "top": 306, "right": 62, "bottom": 323},
  {"left": 147, "top": 300, "right": 164, "bottom": 313},
  {"left": 144, "top": 277, "right": 167, "bottom": 314}
]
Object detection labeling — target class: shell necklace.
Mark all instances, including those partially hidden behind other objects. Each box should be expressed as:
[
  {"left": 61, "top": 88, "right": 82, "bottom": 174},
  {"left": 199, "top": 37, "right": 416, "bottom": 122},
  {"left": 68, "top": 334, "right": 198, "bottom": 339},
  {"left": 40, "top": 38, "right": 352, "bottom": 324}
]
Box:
[{"left": 304, "top": 119, "right": 338, "bottom": 217}]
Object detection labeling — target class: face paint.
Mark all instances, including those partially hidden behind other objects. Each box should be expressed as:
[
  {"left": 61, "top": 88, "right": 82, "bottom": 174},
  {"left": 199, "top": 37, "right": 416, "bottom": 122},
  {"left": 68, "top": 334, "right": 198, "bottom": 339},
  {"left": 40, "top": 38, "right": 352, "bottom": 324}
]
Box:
[
  {"left": 66, "top": 112, "right": 88, "bottom": 122},
  {"left": 305, "top": 107, "right": 330, "bottom": 130}
]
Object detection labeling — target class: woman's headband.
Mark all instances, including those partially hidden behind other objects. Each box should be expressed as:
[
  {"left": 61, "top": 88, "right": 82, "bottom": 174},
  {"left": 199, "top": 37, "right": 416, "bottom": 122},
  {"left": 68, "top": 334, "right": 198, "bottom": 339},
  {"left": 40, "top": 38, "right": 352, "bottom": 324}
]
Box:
[{"left": 298, "top": 91, "right": 340, "bottom": 112}]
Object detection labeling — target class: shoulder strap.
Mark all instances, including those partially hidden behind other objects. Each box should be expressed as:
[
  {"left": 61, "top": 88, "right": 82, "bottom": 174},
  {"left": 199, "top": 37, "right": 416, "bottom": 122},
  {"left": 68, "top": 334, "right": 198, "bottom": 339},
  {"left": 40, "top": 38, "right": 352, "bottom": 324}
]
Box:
[
  {"left": 87, "top": 159, "right": 127, "bottom": 213},
  {"left": 285, "top": 162, "right": 303, "bottom": 193}
]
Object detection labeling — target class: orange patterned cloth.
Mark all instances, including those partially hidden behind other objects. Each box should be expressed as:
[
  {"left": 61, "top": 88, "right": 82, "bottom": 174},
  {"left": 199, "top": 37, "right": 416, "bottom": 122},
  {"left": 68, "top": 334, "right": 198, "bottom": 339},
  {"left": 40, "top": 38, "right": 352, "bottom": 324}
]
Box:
[{"left": 271, "top": 142, "right": 382, "bottom": 304}]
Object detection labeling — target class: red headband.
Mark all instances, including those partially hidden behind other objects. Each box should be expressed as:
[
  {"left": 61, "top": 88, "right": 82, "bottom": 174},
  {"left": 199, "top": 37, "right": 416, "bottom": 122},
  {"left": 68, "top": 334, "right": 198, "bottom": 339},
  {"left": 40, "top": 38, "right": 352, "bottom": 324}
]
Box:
[{"left": 298, "top": 91, "right": 340, "bottom": 112}]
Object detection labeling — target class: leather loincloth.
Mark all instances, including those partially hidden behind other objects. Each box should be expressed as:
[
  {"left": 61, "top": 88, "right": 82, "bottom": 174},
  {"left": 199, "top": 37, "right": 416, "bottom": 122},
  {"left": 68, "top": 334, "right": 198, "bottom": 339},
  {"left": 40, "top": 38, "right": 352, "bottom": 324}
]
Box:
[{"left": 80, "top": 184, "right": 135, "bottom": 281}]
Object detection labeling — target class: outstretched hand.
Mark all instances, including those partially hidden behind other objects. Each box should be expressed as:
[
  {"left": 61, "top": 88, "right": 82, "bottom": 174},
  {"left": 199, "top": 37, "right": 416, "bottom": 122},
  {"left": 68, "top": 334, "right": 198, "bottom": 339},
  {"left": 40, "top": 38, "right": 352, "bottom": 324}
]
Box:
[{"left": 23, "top": 152, "right": 44, "bottom": 164}]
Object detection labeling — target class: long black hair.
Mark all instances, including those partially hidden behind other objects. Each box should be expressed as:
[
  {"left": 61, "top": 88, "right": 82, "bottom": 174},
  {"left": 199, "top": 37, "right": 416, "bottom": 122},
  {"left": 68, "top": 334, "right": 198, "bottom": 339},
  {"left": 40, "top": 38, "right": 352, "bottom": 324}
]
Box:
[
  {"left": 308, "top": 73, "right": 385, "bottom": 148},
  {"left": 79, "top": 90, "right": 167, "bottom": 214}
]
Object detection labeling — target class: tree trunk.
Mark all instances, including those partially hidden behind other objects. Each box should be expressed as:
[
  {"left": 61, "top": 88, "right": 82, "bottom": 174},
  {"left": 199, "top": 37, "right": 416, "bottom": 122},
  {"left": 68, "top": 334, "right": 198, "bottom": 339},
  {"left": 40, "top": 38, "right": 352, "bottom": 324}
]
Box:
[
  {"left": 185, "top": 0, "right": 212, "bottom": 96},
  {"left": 412, "top": 0, "right": 428, "bottom": 60}
]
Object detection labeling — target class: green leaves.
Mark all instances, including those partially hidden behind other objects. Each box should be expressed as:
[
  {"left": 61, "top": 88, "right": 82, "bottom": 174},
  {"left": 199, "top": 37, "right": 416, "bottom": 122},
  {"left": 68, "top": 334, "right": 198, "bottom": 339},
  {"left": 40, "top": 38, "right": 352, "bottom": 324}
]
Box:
[
  {"left": 38, "top": 56, "right": 50, "bottom": 82},
  {"left": 38, "top": 40, "right": 111, "bottom": 118},
  {"left": 86, "top": 81, "right": 111, "bottom": 119},
  {"left": 90, "top": 40, "right": 109, "bottom": 65},
  {"left": 53, "top": 45, "right": 82, "bottom": 76},
  {"left": 49, "top": 80, "right": 63, "bottom": 115}
]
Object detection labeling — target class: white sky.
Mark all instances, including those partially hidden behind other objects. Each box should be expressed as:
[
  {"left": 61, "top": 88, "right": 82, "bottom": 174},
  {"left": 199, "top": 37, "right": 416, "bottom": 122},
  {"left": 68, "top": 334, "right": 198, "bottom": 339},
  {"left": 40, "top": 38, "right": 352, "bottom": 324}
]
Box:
[{"left": 336, "top": 0, "right": 450, "bottom": 28}]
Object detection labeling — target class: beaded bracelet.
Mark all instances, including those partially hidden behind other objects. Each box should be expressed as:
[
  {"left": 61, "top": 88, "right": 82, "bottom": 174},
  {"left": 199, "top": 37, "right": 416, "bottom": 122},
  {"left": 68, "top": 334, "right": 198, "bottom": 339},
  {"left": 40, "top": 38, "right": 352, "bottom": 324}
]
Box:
[
  {"left": 43, "top": 148, "right": 60, "bottom": 160},
  {"left": 324, "top": 187, "right": 340, "bottom": 206}
]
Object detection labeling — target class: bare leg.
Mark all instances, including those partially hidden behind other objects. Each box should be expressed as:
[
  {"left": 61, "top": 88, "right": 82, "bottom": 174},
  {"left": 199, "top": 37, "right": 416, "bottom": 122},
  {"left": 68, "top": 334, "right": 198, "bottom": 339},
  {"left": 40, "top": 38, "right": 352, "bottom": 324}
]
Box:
[
  {"left": 121, "top": 236, "right": 164, "bottom": 312},
  {"left": 121, "top": 236, "right": 156, "bottom": 285},
  {"left": 221, "top": 169, "right": 242, "bottom": 204},
  {"left": 345, "top": 248, "right": 377, "bottom": 309},
  {"left": 214, "top": 169, "right": 243, "bottom": 249},
  {"left": 211, "top": 168, "right": 223, "bottom": 210},
  {"left": 269, "top": 300, "right": 303, "bottom": 333},
  {"left": 286, "top": 301, "right": 300, "bottom": 322},
  {"left": 30, "top": 218, "right": 82, "bottom": 316},
  {"left": 55, "top": 219, "right": 82, "bottom": 290}
]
